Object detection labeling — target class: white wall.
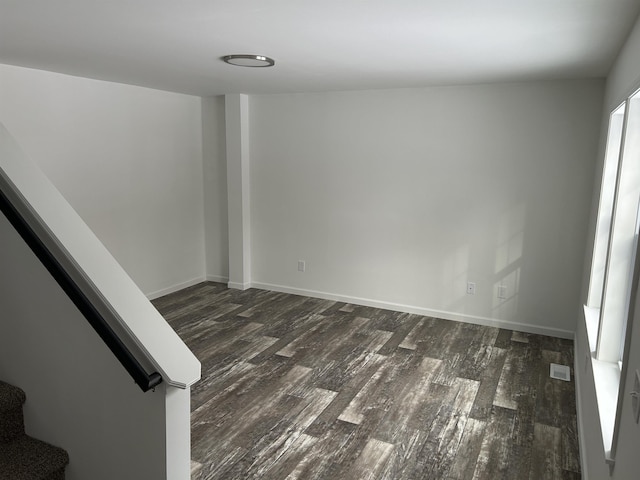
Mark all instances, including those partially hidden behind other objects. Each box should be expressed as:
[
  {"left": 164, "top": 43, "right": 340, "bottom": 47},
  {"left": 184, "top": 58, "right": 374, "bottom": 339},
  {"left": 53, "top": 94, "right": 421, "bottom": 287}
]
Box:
[
  {"left": 202, "top": 96, "right": 229, "bottom": 282},
  {"left": 249, "top": 81, "right": 603, "bottom": 336},
  {"left": 225, "top": 94, "right": 252, "bottom": 289},
  {"left": 576, "top": 14, "right": 640, "bottom": 480},
  {"left": 0, "top": 64, "right": 206, "bottom": 297},
  {"left": 0, "top": 211, "right": 168, "bottom": 480}
]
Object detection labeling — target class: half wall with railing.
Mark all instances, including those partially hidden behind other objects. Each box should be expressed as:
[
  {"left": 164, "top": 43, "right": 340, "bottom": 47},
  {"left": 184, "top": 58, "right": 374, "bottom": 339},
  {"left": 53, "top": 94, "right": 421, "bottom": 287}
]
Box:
[{"left": 0, "top": 122, "right": 200, "bottom": 479}]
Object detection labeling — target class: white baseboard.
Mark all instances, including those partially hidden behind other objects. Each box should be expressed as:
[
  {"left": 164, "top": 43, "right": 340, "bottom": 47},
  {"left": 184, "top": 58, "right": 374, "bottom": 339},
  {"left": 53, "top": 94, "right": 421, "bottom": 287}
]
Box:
[
  {"left": 250, "top": 281, "right": 575, "bottom": 339},
  {"left": 145, "top": 276, "right": 206, "bottom": 300},
  {"left": 148, "top": 277, "right": 575, "bottom": 339},
  {"left": 574, "top": 332, "right": 589, "bottom": 480},
  {"left": 206, "top": 274, "right": 229, "bottom": 284},
  {"left": 228, "top": 281, "right": 251, "bottom": 291}
]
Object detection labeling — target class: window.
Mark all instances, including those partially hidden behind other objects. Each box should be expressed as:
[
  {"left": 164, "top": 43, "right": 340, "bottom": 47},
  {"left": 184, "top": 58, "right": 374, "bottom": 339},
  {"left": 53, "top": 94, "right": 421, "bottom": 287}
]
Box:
[
  {"left": 587, "top": 104, "right": 624, "bottom": 322},
  {"left": 586, "top": 89, "right": 640, "bottom": 464}
]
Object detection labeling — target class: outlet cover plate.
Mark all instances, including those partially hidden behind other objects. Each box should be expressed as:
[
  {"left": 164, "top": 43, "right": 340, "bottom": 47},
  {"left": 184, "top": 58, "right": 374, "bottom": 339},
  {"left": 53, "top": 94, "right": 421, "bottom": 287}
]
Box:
[
  {"left": 632, "top": 370, "right": 640, "bottom": 424},
  {"left": 466, "top": 282, "right": 476, "bottom": 295}
]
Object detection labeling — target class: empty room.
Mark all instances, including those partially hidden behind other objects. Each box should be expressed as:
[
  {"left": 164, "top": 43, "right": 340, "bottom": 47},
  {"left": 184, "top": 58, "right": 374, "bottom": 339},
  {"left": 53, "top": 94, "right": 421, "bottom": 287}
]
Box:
[{"left": 2, "top": 1, "right": 640, "bottom": 479}]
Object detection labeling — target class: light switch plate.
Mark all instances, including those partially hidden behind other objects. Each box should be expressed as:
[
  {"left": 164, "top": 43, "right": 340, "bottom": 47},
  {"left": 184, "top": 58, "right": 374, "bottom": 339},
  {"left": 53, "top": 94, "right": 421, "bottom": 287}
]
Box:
[{"left": 497, "top": 285, "right": 507, "bottom": 299}]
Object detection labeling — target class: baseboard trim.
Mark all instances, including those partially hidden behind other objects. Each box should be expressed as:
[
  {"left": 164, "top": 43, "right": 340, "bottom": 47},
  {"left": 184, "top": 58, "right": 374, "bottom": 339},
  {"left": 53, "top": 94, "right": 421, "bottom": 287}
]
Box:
[
  {"left": 574, "top": 332, "right": 589, "bottom": 480},
  {"left": 148, "top": 278, "right": 575, "bottom": 339},
  {"left": 206, "top": 274, "right": 229, "bottom": 284},
  {"left": 228, "top": 281, "right": 251, "bottom": 291},
  {"left": 146, "top": 276, "right": 206, "bottom": 300},
  {"left": 250, "top": 281, "right": 575, "bottom": 339}
]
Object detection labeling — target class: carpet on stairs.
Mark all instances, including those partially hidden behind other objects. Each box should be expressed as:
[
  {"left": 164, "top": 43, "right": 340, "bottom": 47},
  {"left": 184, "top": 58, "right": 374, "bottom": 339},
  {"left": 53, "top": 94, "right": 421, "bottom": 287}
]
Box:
[{"left": 0, "top": 381, "right": 69, "bottom": 480}]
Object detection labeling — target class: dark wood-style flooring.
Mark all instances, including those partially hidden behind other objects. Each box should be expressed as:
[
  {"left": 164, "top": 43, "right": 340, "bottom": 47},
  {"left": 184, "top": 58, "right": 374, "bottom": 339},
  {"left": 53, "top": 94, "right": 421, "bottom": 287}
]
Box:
[{"left": 152, "top": 282, "right": 580, "bottom": 480}]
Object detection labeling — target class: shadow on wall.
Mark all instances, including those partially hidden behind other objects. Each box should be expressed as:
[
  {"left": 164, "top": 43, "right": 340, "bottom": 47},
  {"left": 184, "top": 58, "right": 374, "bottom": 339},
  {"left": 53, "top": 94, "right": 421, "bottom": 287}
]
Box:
[
  {"left": 443, "top": 203, "right": 525, "bottom": 320},
  {"left": 491, "top": 203, "right": 524, "bottom": 319}
]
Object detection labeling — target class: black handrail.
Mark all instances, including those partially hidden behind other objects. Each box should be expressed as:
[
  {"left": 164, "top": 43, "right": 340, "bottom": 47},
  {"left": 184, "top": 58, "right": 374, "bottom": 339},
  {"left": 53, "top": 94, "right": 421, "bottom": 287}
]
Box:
[{"left": 0, "top": 187, "right": 162, "bottom": 393}]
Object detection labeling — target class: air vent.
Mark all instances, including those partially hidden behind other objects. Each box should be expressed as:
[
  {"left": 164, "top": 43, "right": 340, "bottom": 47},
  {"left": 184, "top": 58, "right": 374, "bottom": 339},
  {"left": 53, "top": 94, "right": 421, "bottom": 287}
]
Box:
[{"left": 550, "top": 363, "right": 571, "bottom": 381}]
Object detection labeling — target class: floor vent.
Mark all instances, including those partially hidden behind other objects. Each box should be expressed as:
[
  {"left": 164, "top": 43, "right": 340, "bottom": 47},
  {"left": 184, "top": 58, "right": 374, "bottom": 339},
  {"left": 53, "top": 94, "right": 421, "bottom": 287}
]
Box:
[{"left": 550, "top": 363, "right": 571, "bottom": 381}]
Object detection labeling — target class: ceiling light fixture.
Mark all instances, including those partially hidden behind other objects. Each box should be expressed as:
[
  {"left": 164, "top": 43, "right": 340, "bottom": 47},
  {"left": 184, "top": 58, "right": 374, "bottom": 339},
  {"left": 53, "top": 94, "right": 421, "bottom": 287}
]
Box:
[{"left": 222, "top": 54, "right": 275, "bottom": 68}]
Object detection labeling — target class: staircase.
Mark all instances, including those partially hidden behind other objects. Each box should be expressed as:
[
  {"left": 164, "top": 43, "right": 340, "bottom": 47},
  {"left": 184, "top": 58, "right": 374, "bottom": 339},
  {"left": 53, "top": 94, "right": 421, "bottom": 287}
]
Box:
[{"left": 0, "top": 381, "right": 69, "bottom": 480}]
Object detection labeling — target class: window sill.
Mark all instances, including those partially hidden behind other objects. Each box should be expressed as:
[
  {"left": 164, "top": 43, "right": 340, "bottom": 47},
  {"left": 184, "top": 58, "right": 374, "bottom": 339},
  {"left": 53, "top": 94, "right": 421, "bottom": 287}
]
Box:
[
  {"left": 583, "top": 305, "right": 621, "bottom": 464},
  {"left": 584, "top": 305, "right": 599, "bottom": 352},
  {"left": 591, "top": 357, "right": 620, "bottom": 463}
]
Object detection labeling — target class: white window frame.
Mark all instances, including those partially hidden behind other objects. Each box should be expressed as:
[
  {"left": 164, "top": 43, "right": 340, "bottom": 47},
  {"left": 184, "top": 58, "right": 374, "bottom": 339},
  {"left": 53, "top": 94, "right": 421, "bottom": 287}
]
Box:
[{"left": 586, "top": 89, "right": 640, "bottom": 467}]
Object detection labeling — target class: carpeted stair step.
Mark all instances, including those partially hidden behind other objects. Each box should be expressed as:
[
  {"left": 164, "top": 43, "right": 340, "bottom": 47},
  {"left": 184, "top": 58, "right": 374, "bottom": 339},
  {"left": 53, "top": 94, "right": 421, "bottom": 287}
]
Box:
[
  {"left": 0, "top": 380, "right": 26, "bottom": 443},
  {"left": 0, "top": 434, "right": 69, "bottom": 480},
  {"left": 0, "top": 381, "right": 69, "bottom": 479}
]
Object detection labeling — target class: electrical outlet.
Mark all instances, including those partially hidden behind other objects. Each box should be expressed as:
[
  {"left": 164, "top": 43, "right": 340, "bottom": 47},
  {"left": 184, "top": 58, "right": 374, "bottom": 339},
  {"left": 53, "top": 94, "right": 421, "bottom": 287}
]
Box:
[
  {"left": 632, "top": 370, "right": 640, "bottom": 423},
  {"left": 497, "top": 285, "right": 507, "bottom": 299},
  {"left": 297, "top": 260, "right": 306, "bottom": 272},
  {"left": 466, "top": 282, "right": 476, "bottom": 295}
]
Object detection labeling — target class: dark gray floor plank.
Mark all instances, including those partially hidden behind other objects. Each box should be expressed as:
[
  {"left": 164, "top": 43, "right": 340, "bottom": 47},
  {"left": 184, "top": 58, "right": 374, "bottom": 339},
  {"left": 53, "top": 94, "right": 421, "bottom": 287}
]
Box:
[
  {"left": 530, "top": 423, "right": 563, "bottom": 480},
  {"left": 469, "top": 346, "right": 508, "bottom": 420},
  {"left": 152, "top": 282, "right": 581, "bottom": 480},
  {"left": 471, "top": 406, "right": 517, "bottom": 480}
]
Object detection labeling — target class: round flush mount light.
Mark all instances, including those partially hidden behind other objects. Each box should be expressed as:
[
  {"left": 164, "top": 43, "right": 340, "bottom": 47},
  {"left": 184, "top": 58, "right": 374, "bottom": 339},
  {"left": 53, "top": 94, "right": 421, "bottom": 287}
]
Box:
[{"left": 222, "top": 54, "right": 275, "bottom": 67}]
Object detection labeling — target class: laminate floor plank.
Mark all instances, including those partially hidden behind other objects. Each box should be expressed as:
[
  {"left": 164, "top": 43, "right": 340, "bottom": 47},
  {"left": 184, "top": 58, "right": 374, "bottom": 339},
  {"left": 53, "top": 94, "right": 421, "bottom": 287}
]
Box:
[
  {"left": 530, "top": 423, "right": 562, "bottom": 480},
  {"left": 376, "top": 314, "right": 421, "bottom": 354},
  {"left": 240, "top": 388, "right": 337, "bottom": 479},
  {"left": 445, "top": 418, "right": 487, "bottom": 480},
  {"left": 343, "top": 437, "right": 395, "bottom": 480},
  {"left": 420, "top": 377, "right": 480, "bottom": 479},
  {"left": 152, "top": 282, "right": 581, "bottom": 479},
  {"left": 493, "top": 329, "right": 513, "bottom": 349},
  {"left": 373, "top": 357, "right": 443, "bottom": 442},
  {"left": 504, "top": 392, "right": 536, "bottom": 478},
  {"left": 493, "top": 341, "right": 538, "bottom": 411},
  {"left": 471, "top": 406, "right": 517, "bottom": 480},
  {"left": 561, "top": 414, "right": 581, "bottom": 475},
  {"left": 378, "top": 428, "right": 432, "bottom": 480},
  {"left": 304, "top": 353, "right": 387, "bottom": 436},
  {"left": 468, "top": 346, "right": 508, "bottom": 420}
]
